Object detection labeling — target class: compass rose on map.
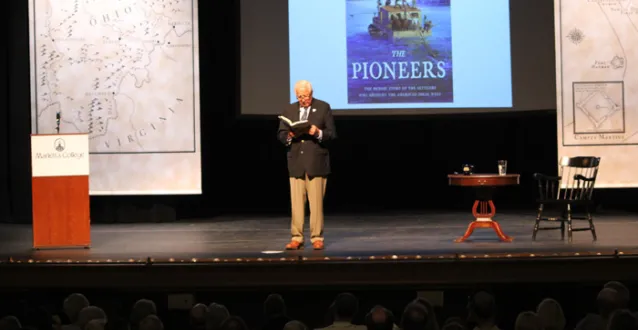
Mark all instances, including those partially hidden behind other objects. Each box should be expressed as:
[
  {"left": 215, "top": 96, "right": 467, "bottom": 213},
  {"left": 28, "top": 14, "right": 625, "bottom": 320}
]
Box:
[{"left": 567, "top": 28, "right": 585, "bottom": 45}]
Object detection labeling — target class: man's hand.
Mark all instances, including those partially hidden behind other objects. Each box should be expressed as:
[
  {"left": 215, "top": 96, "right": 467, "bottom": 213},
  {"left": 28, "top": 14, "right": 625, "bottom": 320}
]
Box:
[
  {"left": 309, "top": 125, "right": 320, "bottom": 136},
  {"left": 287, "top": 131, "right": 295, "bottom": 139}
]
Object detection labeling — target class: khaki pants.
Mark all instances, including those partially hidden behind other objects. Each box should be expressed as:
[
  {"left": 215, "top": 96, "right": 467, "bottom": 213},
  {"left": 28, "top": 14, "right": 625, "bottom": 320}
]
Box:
[{"left": 289, "top": 174, "right": 327, "bottom": 243}]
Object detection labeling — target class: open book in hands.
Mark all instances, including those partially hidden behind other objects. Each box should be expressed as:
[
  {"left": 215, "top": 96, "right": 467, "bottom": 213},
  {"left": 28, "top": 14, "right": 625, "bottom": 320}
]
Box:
[{"left": 278, "top": 116, "right": 311, "bottom": 136}]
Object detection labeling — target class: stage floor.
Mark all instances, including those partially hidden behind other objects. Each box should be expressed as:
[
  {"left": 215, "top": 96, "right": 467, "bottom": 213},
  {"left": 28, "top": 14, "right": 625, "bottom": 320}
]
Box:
[
  {"left": 3, "top": 211, "right": 638, "bottom": 289},
  {"left": 1, "top": 211, "right": 637, "bottom": 261}
]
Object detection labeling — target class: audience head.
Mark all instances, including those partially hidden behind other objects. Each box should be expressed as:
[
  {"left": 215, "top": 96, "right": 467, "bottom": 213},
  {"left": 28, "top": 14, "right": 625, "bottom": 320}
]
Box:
[
  {"left": 264, "top": 294, "right": 287, "bottom": 318},
  {"left": 598, "top": 288, "right": 621, "bottom": 319},
  {"left": 401, "top": 302, "right": 429, "bottom": 330},
  {"left": 77, "top": 306, "right": 108, "bottom": 330},
  {"left": 86, "top": 319, "right": 107, "bottom": 330},
  {"left": 414, "top": 297, "right": 433, "bottom": 309},
  {"left": 365, "top": 305, "right": 395, "bottom": 330},
  {"left": 219, "top": 316, "right": 248, "bottom": 330},
  {"left": 139, "top": 315, "right": 163, "bottom": 330},
  {"left": 468, "top": 291, "right": 497, "bottom": 325},
  {"left": 515, "top": 311, "right": 543, "bottom": 330},
  {"left": 333, "top": 292, "right": 359, "bottom": 322},
  {"left": 64, "top": 293, "right": 90, "bottom": 324},
  {"left": 536, "top": 298, "right": 566, "bottom": 330},
  {"left": 130, "top": 299, "right": 157, "bottom": 328},
  {"left": 607, "top": 309, "right": 638, "bottom": 330},
  {"left": 190, "top": 304, "right": 208, "bottom": 328},
  {"left": 605, "top": 282, "right": 630, "bottom": 309},
  {"left": 206, "top": 303, "right": 230, "bottom": 330},
  {"left": 413, "top": 297, "right": 440, "bottom": 330},
  {"left": 283, "top": 320, "right": 308, "bottom": 330},
  {"left": 190, "top": 303, "right": 208, "bottom": 328},
  {"left": 575, "top": 314, "right": 606, "bottom": 330},
  {"left": 0, "top": 316, "right": 21, "bottom": 330}
]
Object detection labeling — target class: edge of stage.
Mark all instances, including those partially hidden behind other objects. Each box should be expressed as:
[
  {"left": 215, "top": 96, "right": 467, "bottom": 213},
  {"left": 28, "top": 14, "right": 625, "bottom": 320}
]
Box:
[{"left": 2, "top": 250, "right": 638, "bottom": 289}]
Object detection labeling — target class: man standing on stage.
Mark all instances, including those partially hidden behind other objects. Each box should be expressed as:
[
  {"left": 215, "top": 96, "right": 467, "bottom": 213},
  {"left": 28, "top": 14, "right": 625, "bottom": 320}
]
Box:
[{"left": 277, "top": 80, "right": 337, "bottom": 250}]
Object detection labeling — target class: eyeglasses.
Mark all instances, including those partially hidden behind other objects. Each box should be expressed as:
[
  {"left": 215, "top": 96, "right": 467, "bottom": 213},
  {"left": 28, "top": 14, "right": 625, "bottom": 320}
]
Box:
[{"left": 296, "top": 94, "right": 311, "bottom": 100}]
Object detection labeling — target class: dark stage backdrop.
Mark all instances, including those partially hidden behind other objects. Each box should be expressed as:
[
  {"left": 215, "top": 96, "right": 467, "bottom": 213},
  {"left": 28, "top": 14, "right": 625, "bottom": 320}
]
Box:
[
  {"left": 1, "top": 4, "right": 9, "bottom": 223},
  {"left": 4, "top": 1, "right": 32, "bottom": 224},
  {"left": 2, "top": 1, "right": 637, "bottom": 224}
]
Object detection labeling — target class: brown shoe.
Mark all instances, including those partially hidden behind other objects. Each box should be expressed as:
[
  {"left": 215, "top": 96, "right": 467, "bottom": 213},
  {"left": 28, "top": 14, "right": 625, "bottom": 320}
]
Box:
[
  {"left": 285, "top": 241, "right": 304, "bottom": 250},
  {"left": 312, "top": 241, "right": 324, "bottom": 250}
]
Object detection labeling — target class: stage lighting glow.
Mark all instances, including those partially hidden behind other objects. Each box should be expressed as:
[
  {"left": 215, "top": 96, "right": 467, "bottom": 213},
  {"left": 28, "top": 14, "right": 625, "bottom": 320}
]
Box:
[{"left": 261, "top": 250, "right": 284, "bottom": 254}]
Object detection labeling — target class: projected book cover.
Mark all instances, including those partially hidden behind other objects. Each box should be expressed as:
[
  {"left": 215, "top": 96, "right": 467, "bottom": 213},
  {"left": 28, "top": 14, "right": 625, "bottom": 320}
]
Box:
[{"left": 346, "top": 0, "right": 453, "bottom": 104}]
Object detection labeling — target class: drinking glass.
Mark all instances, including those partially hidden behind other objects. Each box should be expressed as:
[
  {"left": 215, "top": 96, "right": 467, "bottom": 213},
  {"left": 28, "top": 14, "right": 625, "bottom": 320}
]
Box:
[{"left": 498, "top": 160, "right": 507, "bottom": 175}]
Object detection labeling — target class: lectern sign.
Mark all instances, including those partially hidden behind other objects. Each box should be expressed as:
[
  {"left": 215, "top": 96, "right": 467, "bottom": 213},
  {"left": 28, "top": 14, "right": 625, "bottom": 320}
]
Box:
[{"left": 31, "top": 134, "right": 89, "bottom": 177}]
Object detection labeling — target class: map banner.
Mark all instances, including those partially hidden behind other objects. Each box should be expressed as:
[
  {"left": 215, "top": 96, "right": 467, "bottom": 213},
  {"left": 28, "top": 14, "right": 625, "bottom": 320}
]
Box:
[
  {"left": 554, "top": 0, "right": 638, "bottom": 188},
  {"left": 28, "top": 0, "right": 201, "bottom": 195}
]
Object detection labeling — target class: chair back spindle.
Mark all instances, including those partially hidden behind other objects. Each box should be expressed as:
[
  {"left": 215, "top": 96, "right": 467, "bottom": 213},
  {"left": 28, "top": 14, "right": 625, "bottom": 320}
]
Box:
[{"left": 558, "top": 156, "right": 600, "bottom": 201}]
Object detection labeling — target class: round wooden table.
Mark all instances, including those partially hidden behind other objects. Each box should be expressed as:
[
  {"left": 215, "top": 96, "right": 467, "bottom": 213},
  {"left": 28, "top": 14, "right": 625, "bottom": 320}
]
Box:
[{"left": 448, "top": 174, "right": 520, "bottom": 243}]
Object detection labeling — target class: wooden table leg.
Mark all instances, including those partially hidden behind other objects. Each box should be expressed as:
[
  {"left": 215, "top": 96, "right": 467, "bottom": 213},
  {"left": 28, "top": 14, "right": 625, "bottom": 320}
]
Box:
[{"left": 455, "top": 199, "right": 513, "bottom": 243}]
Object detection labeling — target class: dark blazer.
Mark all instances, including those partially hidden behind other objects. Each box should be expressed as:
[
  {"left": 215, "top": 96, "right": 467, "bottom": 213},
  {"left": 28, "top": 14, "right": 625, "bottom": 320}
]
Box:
[{"left": 277, "top": 98, "right": 337, "bottom": 178}]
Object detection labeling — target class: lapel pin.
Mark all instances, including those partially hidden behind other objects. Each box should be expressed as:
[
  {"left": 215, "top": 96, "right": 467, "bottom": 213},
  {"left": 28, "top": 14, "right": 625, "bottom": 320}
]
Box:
[{"left": 312, "top": 108, "right": 316, "bottom": 112}]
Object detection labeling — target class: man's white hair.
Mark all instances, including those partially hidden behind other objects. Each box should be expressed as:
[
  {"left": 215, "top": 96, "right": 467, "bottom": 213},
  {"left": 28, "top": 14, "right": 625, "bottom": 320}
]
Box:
[{"left": 294, "top": 80, "right": 313, "bottom": 93}]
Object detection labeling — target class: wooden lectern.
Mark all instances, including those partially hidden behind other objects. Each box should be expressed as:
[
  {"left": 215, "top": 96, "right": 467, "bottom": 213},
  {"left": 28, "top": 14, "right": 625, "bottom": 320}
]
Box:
[{"left": 30, "top": 133, "right": 91, "bottom": 249}]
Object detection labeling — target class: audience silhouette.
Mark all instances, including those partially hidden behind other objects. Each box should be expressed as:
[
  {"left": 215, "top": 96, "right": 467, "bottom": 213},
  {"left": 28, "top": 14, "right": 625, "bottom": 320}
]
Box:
[{"left": 1, "top": 281, "right": 637, "bottom": 330}]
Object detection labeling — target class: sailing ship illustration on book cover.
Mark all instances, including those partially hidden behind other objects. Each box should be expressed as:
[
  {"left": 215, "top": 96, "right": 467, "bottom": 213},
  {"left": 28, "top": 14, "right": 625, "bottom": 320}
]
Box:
[{"left": 346, "top": 0, "right": 453, "bottom": 104}]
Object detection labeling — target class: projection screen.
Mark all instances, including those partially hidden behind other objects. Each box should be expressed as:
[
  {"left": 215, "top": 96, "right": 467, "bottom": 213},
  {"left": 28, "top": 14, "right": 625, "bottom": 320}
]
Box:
[
  {"left": 554, "top": 0, "right": 638, "bottom": 188},
  {"left": 28, "top": 0, "right": 201, "bottom": 195},
  {"left": 240, "top": 0, "right": 557, "bottom": 116}
]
